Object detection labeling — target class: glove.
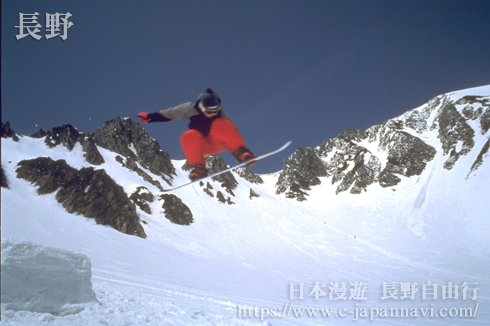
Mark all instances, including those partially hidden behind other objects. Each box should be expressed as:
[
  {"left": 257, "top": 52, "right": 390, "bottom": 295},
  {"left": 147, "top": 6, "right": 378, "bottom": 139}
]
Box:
[
  {"left": 137, "top": 112, "right": 170, "bottom": 123},
  {"left": 137, "top": 112, "right": 150, "bottom": 123}
]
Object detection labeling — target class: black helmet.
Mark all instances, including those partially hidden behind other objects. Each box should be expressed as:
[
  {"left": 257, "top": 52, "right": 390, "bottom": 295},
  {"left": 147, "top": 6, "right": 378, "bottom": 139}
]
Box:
[{"left": 199, "top": 88, "right": 221, "bottom": 110}]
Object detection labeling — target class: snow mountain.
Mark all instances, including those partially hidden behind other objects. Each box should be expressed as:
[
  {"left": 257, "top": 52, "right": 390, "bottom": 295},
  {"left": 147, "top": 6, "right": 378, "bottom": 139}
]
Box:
[
  {"left": 277, "top": 87, "right": 489, "bottom": 200},
  {"left": 1, "top": 85, "right": 489, "bottom": 325}
]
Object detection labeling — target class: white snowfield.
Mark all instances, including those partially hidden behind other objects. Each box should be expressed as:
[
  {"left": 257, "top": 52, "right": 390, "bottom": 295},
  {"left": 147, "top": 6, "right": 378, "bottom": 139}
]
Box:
[{"left": 1, "top": 85, "right": 489, "bottom": 325}]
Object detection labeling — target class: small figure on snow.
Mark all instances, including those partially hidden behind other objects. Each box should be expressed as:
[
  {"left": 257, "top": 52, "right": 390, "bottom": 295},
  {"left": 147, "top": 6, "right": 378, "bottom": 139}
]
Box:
[{"left": 137, "top": 88, "right": 257, "bottom": 181}]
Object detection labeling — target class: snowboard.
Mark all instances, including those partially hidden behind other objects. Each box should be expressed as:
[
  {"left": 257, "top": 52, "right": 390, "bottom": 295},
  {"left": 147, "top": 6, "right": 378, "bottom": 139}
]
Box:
[{"left": 161, "top": 141, "right": 292, "bottom": 192}]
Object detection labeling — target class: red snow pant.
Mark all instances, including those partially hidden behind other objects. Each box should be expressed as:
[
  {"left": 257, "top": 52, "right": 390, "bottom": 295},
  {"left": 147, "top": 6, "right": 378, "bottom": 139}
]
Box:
[{"left": 180, "top": 118, "right": 247, "bottom": 167}]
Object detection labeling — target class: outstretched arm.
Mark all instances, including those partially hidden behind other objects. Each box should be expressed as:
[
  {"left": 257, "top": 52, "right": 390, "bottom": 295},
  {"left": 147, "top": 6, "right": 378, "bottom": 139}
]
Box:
[
  {"left": 137, "top": 102, "right": 198, "bottom": 124},
  {"left": 137, "top": 112, "right": 171, "bottom": 123}
]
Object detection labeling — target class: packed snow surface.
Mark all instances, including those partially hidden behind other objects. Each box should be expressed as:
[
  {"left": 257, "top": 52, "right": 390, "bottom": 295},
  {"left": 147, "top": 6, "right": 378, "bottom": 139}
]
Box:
[{"left": 2, "top": 86, "right": 490, "bottom": 325}]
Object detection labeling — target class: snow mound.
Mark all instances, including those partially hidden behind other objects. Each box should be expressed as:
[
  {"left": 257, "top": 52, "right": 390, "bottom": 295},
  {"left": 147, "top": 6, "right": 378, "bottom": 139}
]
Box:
[{"left": 1, "top": 239, "right": 97, "bottom": 316}]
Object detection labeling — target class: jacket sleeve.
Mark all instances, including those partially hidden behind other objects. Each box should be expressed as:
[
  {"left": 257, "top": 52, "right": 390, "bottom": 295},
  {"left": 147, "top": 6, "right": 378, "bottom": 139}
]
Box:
[
  {"left": 159, "top": 102, "right": 199, "bottom": 120},
  {"left": 145, "top": 112, "right": 171, "bottom": 122}
]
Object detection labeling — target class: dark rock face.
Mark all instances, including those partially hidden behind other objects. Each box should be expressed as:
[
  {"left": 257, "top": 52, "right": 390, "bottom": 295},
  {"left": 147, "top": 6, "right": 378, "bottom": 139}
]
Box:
[
  {"left": 56, "top": 169, "right": 146, "bottom": 238},
  {"left": 80, "top": 134, "right": 105, "bottom": 165},
  {"left": 29, "top": 124, "right": 105, "bottom": 165},
  {"left": 115, "top": 155, "right": 164, "bottom": 191},
  {"left": 26, "top": 118, "right": 175, "bottom": 186},
  {"left": 434, "top": 101, "right": 475, "bottom": 170},
  {"left": 202, "top": 182, "right": 214, "bottom": 197},
  {"left": 1, "top": 165, "right": 9, "bottom": 188},
  {"left": 332, "top": 146, "right": 382, "bottom": 195},
  {"left": 276, "top": 147, "right": 328, "bottom": 201},
  {"left": 378, "top": 130, "right": 436, "bottom": 178},
  {"left": 319, "top": 132, "right": 382, "bottom": 195},
  {"left": 16, "top": 157, "right": 146, "bottom": 238},
  {"left": 235, "top": 167, "right": 264, "bottom": 184},
  {"left": 277, "top": 127, "right": 437, "bottom": 200},
  {"left": 216, "top": 191, "right": 235, "bottom": 205},
  {"left": 42, "top": 124, "right": 82, "bottom": 151},
  {"left": 5, "top": 118, "right": 195, "bottom": 231},
  {"left": 249, "top": 188, "right": 260, "bottom": 199},
  {"left": 378, "top": 170, "right": 401, "bottom": 188},
  {"left": 468, "top": 138, "right": 490, "bottom": 178},
  {"left": 93, "top": 118, "right": 175, "bottom": 184},
  {"left": 130, "top": 186, "right": 154, "bottom": 215},
  {"left": 481, "top": 108, "right": 490, "bottom": 134},
  {"left": 276, "top": 116, "right": 436, "bottom": 200},
  {"left": 206, "top": 154, "right": 238, "bottom": 194},
  {"left": 1, "top": 122, "right": 19, "bottom": 141},
  {"left": 452, "top": 95, "right": 490, "bottom": 175},
  {"left": 458, "top": 95, "right": 490, "bottom": 134},
  {"left": 336, "top": 129, "right": 365, "bottom": 142},
  {"left": 159, "top": 194, "right": 193, "bottom": 225},
  {"left": 16, "top": 157, "right": 77, "bottom": 195},
  {"left": 276, "top": 133, "right": 384, "bottom": 199},
  {"left": 5, "top": 88, "right": 488, "bottom": 215},
  {"left": 275, "top": 90, "right": 488, "bottom": 201}
]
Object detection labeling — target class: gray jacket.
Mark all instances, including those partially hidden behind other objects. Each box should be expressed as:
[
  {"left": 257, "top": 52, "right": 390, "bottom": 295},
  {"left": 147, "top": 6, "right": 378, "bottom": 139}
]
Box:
[
  {"left": 158, "top": 102, "right": 230, "bottom": 121},
  {"left": 158, "top": 102, "right": 233, "bottom": 137}
]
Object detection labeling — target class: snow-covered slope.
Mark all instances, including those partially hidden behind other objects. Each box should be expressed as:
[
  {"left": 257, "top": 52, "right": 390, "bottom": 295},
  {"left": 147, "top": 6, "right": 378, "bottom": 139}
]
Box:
[{"left": 1, "top": 85, "right": 489, "bottom": 325}]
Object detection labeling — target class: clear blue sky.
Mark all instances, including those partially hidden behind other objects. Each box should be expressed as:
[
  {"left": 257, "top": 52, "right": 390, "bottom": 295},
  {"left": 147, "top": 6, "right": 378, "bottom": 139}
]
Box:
[{"left": 2, "top": 0, "right": 490, "bottom": 173}]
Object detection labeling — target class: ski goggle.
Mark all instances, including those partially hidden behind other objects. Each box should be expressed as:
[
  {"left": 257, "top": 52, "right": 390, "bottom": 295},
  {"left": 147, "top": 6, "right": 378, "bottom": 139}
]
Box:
[
  {"left": 199, "top": 101, "right": 221, "bottom": 117},
  {"left": 205, "top": 105, "right": 220, "bottom": 110}
]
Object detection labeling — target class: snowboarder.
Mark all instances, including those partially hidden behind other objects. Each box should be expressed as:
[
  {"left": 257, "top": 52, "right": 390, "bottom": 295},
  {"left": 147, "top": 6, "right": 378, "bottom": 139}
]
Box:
[{"left": 137, "top": 88, "right": 257, "bottom": 181}]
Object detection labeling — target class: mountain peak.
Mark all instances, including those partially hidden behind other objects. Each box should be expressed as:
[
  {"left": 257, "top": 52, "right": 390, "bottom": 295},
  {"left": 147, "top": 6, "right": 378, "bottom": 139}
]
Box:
[
  {"left": 275, "top": 85, "right": 489, "bottom": 200},
  {"left": 2, "top": 85, "right": 489, "bottom": 239},
  {"left": 93, "top": 117, "right": 175, "bottom": 181}
]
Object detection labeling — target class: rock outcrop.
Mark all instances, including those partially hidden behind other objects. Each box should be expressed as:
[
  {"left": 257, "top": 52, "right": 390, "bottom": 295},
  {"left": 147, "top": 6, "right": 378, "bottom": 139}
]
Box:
[
  {"left": 1, "top": 165, "right": 9, "bottom": 189},
  {"left": 159, "top": 194, "right": 193, "bottom": 225},
  {"left": 129, "top": 186, "right": 154, "bottom": 215},
  {"left": 1, "top": 122, "right": 19, "bottom": 142},
  {"left": 15, "top": 157, "right": 147, "bottom": 238},
  {"left": 27, "top": 118, "right": 176, "bottom": 185},
  {"left": 275, "top": 90, "right": 488, "bottom": 201},
  {"left": 276, "top": 147, "right": 328, "bottom": 201},
  {"left": 93, "top": 118, "right": 175, "bottom": 184}
]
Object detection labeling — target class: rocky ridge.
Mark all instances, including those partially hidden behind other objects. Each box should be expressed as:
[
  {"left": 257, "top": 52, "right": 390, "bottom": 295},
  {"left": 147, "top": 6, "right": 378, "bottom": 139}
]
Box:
[
  {"left": 276, "top": 88, "right": 490, "bottom": 201},
  {"left": 15, "top": 157, "right": 147, "bottom": 238},
  {"left": 1, "top": 117, "right": 265, "bottom": 237},
  {"left": 2, "top": 85, "right": 489, "bottom": 236}
]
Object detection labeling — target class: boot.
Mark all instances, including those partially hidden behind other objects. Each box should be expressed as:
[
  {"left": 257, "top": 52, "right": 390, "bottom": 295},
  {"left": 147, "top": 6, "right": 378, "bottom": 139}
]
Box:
[
  {"left": 189, "top": 165, "right": 209, "bottom": 181},
  {"left": 234, "top": 147, "right": 257, "bottom": 166}
]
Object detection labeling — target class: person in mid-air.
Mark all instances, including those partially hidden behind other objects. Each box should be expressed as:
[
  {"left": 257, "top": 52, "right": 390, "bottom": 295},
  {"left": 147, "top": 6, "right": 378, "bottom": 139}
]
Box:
[{"left": 137, "top": 88, "right": 257, "bottom": 181}]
